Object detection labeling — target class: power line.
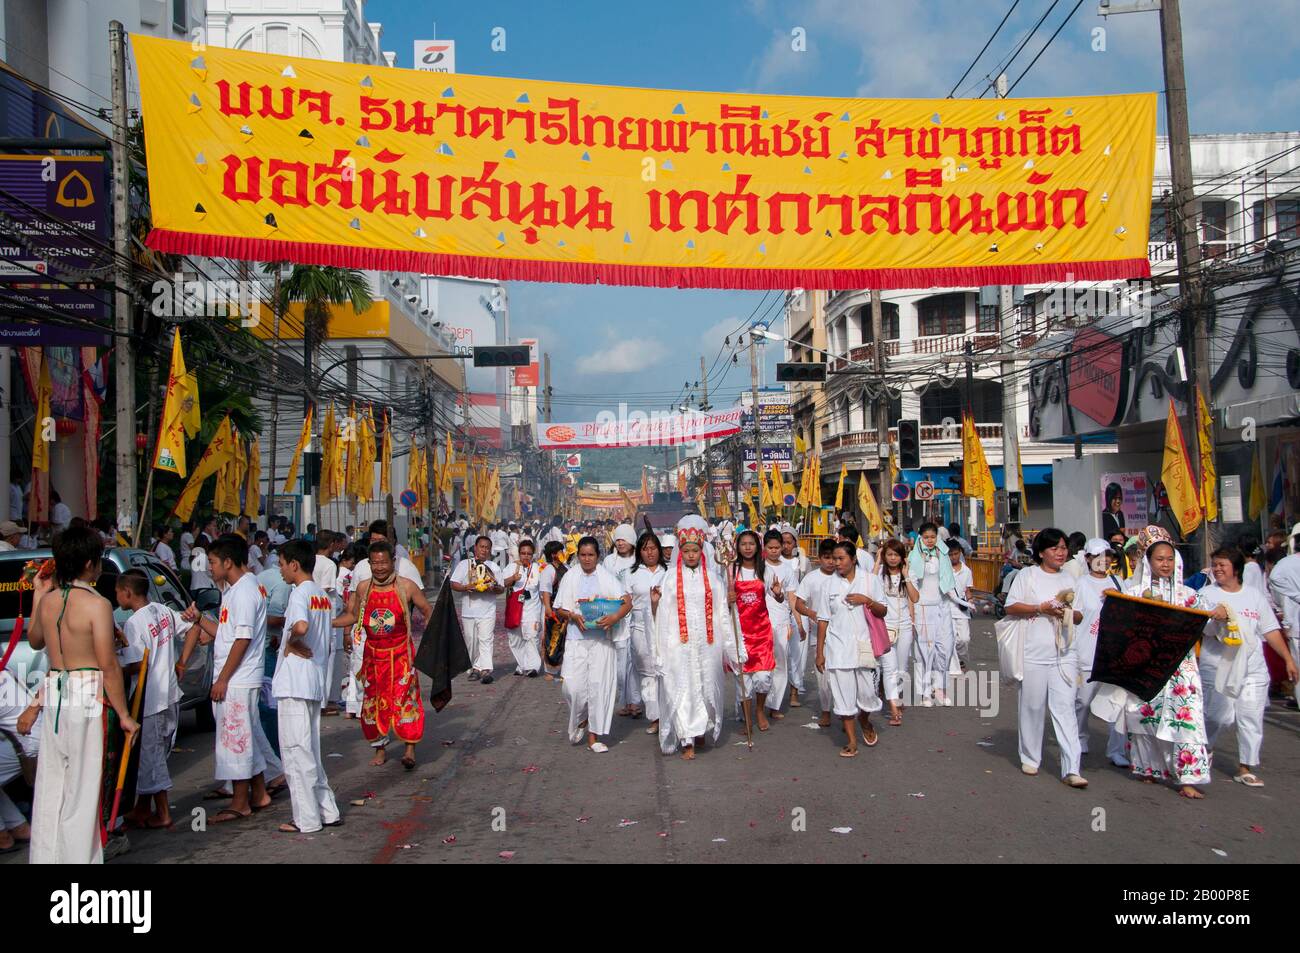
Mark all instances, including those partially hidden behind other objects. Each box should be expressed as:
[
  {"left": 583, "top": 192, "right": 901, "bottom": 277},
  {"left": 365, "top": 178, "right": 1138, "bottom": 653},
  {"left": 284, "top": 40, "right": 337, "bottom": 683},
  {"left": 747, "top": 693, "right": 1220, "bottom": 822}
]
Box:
[
  {"left": 947, "top": 0, "right": 1023, "bottom": 98},
  {"left": 1006, "top": 0, "right": 1087, "bottom": 96}
]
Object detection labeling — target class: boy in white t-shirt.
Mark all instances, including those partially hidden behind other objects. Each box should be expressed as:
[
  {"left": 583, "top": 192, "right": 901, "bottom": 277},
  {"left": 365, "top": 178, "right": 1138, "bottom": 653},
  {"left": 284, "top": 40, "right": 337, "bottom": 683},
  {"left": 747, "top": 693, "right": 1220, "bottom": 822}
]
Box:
[
  {"left": 947, "top": 546, "right": 975, "bottom": 676},
  {"left": 273, "top": 540, "right": 341, "bottom": 834},
  {"left": 180, "top": 533, "right": 272, "bottom": 823},
  {"left": 114, "top": 569, "right": 193, "bottom": 830}
]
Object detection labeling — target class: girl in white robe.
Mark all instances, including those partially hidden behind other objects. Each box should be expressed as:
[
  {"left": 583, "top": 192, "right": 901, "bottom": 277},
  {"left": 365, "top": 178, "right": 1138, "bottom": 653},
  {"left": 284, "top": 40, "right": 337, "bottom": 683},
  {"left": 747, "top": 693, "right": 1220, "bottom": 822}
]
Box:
[
  {"left": 504, "top": 540, "right": 544, "bottom": 677},
  {"left": 878, "top": 539, "right": 918, "bottom": 722},
  {"left": 761, "top": 530, "right": 798, "bottom": 718},
  {"left": 910, "top": 522, "right": 956, "bottom": 706},
  {"left": 627, "top": 532, "right": 667, "bottom": 732},
  {"left": 1072, "top": 539, "right": 1127, "bottom": 764},
  {"left": 1122, "top": 532, "right": 1227, "bottom": 798},
  {"left": 553, "top": 537, "right": 631, "bottom": 753},
  {"left": 653, "top": 518, "right": 742, "bottom": 760}
]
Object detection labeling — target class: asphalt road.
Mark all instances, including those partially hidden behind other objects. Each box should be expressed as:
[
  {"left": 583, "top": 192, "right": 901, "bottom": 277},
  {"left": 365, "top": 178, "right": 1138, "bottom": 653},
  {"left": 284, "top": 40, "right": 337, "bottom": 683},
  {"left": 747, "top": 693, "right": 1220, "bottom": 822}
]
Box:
[{"left": 7, "top": 599, "right": 1299, "bottom": 864}]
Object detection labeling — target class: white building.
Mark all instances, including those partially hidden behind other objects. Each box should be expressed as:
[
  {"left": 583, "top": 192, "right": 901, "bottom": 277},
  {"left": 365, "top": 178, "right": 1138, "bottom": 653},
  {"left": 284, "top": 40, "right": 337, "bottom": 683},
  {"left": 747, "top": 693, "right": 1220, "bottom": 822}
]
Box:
[{"left": 806, "top": 130, "right": 1300, "bottom": 532}]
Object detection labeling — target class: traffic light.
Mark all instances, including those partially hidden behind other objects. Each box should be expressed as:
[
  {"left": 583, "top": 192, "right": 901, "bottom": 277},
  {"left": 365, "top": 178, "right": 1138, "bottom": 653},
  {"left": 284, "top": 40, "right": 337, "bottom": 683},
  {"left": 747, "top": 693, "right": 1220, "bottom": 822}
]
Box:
[
  {"left": 897, "top": 418, "right": 921, "bottom": 469},
  {"left": 949, "top": 458, "right": 964, "bottom": 495},
  {"left": 776, "top": 362, "right": 827, "bottom": 382},
  {"left": 473, "top": 344, "right": 530, "bottom": 367}
]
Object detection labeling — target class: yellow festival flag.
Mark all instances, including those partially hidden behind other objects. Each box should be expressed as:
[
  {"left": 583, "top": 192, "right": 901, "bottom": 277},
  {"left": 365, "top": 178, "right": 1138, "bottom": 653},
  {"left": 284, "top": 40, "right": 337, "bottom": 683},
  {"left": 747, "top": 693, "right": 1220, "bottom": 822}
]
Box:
[
  {"left": 243, "top": 437, "right": 261, "bottom": 519},
  {"left": 1196, "top": 388, "right": 1218, "bottom": 523},
  {"left": 888, "top": 446, "right": 899, "bottom": 488},
  {"left": 153, "top": 328, "right": 195, "bottom": 478},
  {"left": 794, "top": 433, "right": 808, "bottom": 455},
  {"left": 1161, "top": 399, "right": 1203, "bottom": 536},
  {"left": 796, "top": 459, "right": 811, "bottom": 507},
  {"left": 695, "top": 481, "right": 708, "bottom": 515},
  {"left": 182, "top": 371, "right": 201, "bottom": 438},
  {"left": 328, "top": 412, "right": 346, "bottom": 505},
  {"left": 834, "top": 463, "right": 847, "bottom": 510},
  {"left": 380, "top": 410, "right": 392, "bottom": 495},
  {"left": 745, "top": 492, "right": 761, "bottom": 528},
  {"left": 962, "top": 413, "right": 996, "bottom": 516},
  {"left": 809, "top": 454, "right": 823, "bottom": 508},
  {"left": 133, "top": 36, "right": 1157, "bottom": 292},
  {"left": 677, "top": 469, "right": 688, "bottom": 496},
  {"left": 32, "top": 352, "right": 52, "bottom": 473},
  {"left": 318, "top": 403, "right": 336, "bottom": 504},
  {"left": 171, "top": 415, "right": 236, "bottom": 521},
  {"left": 283, "top": 406, "right": 313, "bottom": 493},
  {"left": 215, "top": 433, "right": 244, "bottom": 516},
  {"left": 1248, "top": 445, "right": 1267, "bottom": 521},
  {"left": 620, "top": 488, "right": 638, "bottom": 520},
  {"left": 857, "top": 471, "right": 884, "bottom": 537}
]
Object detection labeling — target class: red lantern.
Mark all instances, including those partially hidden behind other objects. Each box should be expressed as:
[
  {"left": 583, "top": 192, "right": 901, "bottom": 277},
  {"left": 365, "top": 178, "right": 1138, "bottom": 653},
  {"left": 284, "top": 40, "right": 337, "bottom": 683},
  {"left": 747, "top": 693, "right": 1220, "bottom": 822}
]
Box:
[
  {"left": 135, "top": 432, "right": 148, "bottom": 452},
  {"left": 55, "top": 418, "right": 77, "bottom": 436}
]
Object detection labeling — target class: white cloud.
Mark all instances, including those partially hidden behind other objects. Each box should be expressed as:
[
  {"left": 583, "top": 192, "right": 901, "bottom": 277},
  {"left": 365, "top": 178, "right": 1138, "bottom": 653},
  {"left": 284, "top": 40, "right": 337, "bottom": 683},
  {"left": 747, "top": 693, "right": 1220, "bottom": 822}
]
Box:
[{"left": 576, "top": 336, "right": 670, "bottom": 374}]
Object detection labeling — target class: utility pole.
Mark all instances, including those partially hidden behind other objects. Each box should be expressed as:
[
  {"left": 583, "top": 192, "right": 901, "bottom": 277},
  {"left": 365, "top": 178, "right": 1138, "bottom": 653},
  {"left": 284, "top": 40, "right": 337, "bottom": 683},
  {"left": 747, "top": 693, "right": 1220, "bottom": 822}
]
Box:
[
  {"left": 543, "top": 352, "right": 552, "bottom": 422},
  {"left": 265, "top": 266, "right": 283, "bottom": 529},
  {"left": 749, "top": 333, "right": 763, "bottom": 517},
  {"left": 462, "top": 381, "right": 473, "bottom": 525},
  {"left": 110, "top": 21, "right": 137, "bottom": 536},
  {"left": 965, "top": 338, "right": 977, "bottom": 538},
  {"left": 870, "top": 290, "right": 889, "bottom": 533},
  {"left": 699, "top": 355, "right": 710, "bottom": 411},
  {"left": 995, "top": 71, "right": 1022, "bottom": 534}
]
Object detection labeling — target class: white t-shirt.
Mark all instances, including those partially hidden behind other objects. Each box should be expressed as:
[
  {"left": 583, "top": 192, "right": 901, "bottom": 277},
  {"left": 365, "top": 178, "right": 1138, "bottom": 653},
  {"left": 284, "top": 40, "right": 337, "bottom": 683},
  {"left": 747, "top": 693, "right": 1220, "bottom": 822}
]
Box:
[
  {"left": 1005, "top": 565, "right": 1077, "bottom": 664},
  {"left": 880, "top": 570, "right": 914, "bottom": 631},
  {"left": 1073, "top": 573, "right": 1123, "bottom": 673},
  {"left": 818, "top": 570, "right": 885, "bottom": 670},
  {"left": 121, "top": 602, "right": 192, "bottom": 717},
  {"left": 51, "top": 501, "right": 72, "bottom": 530},
  {"left": 1242, "top": 560, "right": 1269, "bottom": 600},
  {"left": 214, "top": 572, "right": 268, "bottom": 690},
  {"left": 313, "top": 554, "right": 339, "bottom": 594},
  {"left": 179, "top": 531, "right": 194, "bottom": 563},
  {"left": 1198, "top": 583, "right": 1279, "bottom": 677},
  {"left": 272, "top": 581, "right": 333, "bottom": 701},
  {"left": 763, "top": 558, "right": 799, "bottom": 628},
  {"left": 627, "top": 564, "right": 666, "bottom": 629},
  {"left": 538, "top": 563, "right": 558, "bottom": 597},
  {"left": 508, "top": 560, "right": 545, "bottom": 621},
  {"left": 0, "top": 670, "right": 38, "bottom": 759},
  {"left": 948, "top": 563, "right": 974, "bottom": 620},
  {"left": 153, "top": 541, "right": 177, "bottom": 570},
  {"left": 796, "top": 568, "right": 836, "bottom": 624},
  {"left": 246, "top": 544, "right": 265, "bottom": 574},
  {"left": 602, "top": 551, "right": 635, "bottom": 585},
  {"left": 451, "top": 558, "right": 502, "bottom": 619}
]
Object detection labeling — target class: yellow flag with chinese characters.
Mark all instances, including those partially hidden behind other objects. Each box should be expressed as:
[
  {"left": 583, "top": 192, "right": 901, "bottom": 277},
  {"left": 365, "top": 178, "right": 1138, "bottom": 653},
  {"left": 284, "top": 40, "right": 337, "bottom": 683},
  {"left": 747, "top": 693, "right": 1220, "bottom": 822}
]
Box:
[
  {"left": 962, "top": 413, "right": 996, "bottom": 516},
  {"left": 834, "top": 463, "right": 847, "bottom": 510},
  {"left": 170, "top": 415, "right": 236, "bottom": 521},
  {"left": 243, "top": 437, "right": 261, "bottom": 519},
  {"left": 1161, "top": 399, "right": 1203, "bottom": 535},
  {"left": 1197, "top": 387, "right": 1217, "bottom": 523},
  {"left": 283, "top": 407, "right": 313, "bottom": 493},
  {"left": 153, "top": 328, "right": 194, "bottom": 477},
  {"left": 857, "top": 470, "right": 884, "bottom": 537}
]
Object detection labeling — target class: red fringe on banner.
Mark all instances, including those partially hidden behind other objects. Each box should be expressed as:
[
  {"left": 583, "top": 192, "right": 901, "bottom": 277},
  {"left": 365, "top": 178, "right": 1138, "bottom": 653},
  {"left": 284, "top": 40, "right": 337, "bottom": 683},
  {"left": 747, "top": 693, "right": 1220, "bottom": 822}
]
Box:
[{"left": 146, "top": 228, "right": 1151, "bottom": 290}]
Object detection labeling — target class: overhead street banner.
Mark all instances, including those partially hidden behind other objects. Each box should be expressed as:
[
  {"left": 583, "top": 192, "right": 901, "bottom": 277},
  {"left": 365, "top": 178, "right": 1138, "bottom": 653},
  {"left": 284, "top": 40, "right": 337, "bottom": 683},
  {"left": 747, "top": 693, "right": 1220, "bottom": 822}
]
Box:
[
  {"left": 538, "top": 409, "right": 743, "bottom": 449},
  {"left": 133, "top": 36, "right": 1157, "bottom": 291}
]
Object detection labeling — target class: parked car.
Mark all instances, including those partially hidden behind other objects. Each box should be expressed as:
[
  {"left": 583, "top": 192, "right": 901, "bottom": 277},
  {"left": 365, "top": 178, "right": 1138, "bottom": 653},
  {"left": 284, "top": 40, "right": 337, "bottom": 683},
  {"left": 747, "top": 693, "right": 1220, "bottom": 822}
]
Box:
[{"left": 0, "top": 547, "right": 221, "bottom": 730}]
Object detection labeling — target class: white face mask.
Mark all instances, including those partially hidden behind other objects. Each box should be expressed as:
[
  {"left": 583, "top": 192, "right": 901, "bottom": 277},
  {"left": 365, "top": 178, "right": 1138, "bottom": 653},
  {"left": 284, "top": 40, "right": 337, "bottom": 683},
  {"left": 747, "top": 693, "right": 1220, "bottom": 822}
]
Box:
[{"left": 1088, "top": 554, "right": 1110, "bottom": 574}]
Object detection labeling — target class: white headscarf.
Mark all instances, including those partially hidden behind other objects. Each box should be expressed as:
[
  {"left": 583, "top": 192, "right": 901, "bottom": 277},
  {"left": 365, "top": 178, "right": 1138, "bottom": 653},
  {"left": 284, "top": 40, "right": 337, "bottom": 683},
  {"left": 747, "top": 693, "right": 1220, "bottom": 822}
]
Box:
[{"left": 612, "top": 523, "right": 636, "bottom": 546}]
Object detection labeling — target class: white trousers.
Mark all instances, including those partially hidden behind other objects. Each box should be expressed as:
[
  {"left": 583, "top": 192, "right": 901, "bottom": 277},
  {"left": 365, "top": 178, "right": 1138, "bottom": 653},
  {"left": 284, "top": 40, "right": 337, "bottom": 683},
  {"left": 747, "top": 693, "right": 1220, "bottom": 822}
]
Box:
[
  {"left": 614, "top": 638, "right": 641, "bottom": 707},
  {"left": 0, "top": 788, "right": 24, "bottom": 830},
  {"left": 462, "top": 615, "right": 496, "bottom": 673},
  {"left": 630, "top": 618, "right": 658, "bottom": 722},
  {"left": 914, "top": 603, "right": 954, "bottom": 698},
  {"left": 343, "top": 626, "right": 366, "bottom": 716},
  {"left": 1201, "top": 660, "right": 1268, "bottom": 768},
  {"left": 950, "top": 614, "right": 971, "bottom": 674},
  {"left": 815, "top": 668, "right": 832, "bottom": 714},
  {"left": 1018, "top": 660, "right": 1082, "bottom": 779},
  {"left": 827, "top": 667, "right": 882, "bottom": 717},
  {"left": 1075, "top": 675, "right": 1130, "bottom": 762},
  {"left": 880, "top": 647, "right": 901, "bottom": 703},
  {"left": 30, "top": 671, "right": 103, "bottom": 864},
  {"left": 325, "top": 630, "right": 345, "bottom": 705},
  {"left": 892, "top": 619, "right": 920, "bottom": 701},
  {"left": 741, "top": 669, "right": 774, "bottom": 700},
  {"left": 277, "top": 698, "right": 340, "bottom": 833},
  {"left": 767, "top": 621, "right": 790, "bottom": 712},
  {"left": 213, "top": 686, "right": 270, "bottom": 781},
  {"left": 562, "top": 634, "right": 617, "bottom": 741},
  {"left": 788, "top": 621, "right": 808, "bottom": 693},
  {"left": 507, "top": 612, "right": 543, "bottom": 674}
]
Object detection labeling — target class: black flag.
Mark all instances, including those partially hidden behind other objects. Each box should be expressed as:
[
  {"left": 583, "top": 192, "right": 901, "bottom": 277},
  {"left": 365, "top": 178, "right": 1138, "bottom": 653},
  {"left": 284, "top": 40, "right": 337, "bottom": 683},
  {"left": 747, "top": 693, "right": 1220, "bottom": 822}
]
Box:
[
  {"left": 413, "top": 580, "right": 471, "bottom": 712},
  {"left": 1090, "top": 592, "right": 1211, "bottom": 701}
]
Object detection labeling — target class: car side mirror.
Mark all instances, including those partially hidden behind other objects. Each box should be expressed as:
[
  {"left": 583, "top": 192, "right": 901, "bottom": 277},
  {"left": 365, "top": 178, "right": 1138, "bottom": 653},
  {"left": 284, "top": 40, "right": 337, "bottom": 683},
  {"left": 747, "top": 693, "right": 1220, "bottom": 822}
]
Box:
[{"left": 192, "top": 588, "right": 222, "bottom": 613}]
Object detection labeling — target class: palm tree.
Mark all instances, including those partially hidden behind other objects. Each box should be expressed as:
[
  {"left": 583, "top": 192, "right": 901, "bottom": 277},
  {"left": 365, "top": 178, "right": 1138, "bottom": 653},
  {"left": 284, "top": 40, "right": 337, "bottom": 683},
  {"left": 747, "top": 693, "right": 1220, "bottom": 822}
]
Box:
[{"left": 265, "top": 263, "right": 374, "bottom": 407}]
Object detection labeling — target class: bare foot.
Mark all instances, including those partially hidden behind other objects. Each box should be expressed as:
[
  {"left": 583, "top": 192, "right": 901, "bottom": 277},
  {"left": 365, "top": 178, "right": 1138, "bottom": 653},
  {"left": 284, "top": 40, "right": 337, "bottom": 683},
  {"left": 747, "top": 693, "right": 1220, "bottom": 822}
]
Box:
[
  {"left": 1178, "top": 785, "right": 1205, "bottom": 799},
  {"left": 818, "top": 712, "right": 832, "bottom": 728},
  {"left": 757, "top": 708, "right": 771, "bottom": 731},
  {"left": 681, "top": 746, "right": 695, "bottom": 761},
  {"left": 768, "top": 709, "right": 785, "bottom": 721},
  {"left": 370, "top": 748, "right": 387, "bottom": 766}
]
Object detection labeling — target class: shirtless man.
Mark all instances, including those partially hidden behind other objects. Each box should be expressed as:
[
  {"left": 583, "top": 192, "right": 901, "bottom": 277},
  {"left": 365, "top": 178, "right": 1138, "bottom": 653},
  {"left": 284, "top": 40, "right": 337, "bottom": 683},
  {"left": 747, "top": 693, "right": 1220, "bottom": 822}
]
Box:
[{"left": 27, "top": 526, "right": 138, "bottom": 864}]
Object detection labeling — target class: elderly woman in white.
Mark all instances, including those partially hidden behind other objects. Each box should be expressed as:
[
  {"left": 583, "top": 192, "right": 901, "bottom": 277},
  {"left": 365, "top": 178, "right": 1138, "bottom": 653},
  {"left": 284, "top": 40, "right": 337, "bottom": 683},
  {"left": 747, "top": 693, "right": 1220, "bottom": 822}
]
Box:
[{"left": 553, "top": 537, "right": 632, "bottom": 753}]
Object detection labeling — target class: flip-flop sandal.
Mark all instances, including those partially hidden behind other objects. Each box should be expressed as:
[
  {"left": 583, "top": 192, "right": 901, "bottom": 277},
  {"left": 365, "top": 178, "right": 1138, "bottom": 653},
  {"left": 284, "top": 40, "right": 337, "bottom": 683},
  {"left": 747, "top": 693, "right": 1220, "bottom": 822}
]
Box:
[
  {"left": 323, "top": 819, "right": 344, "bottom": 827},
  {"left": 278, "top": 823, "right": 304, "bottom": 834},
  {"left": 211, "top": 808, "right": 252, "bottom": 824},
  {"left": 863, "top": 731, "right": 879, "bottom": 747},
  {"left": 838, "top": 747, "right": 858, "bottom": 758},
  {"left": 203, "top": 789, "right": 231, "bottom": 801},
  {"left": 1233, "top": 773, "right": 1264, "bottom": 787},
  {"left": 888, "top": 715, "right": 902, "bottom": 727},
  {"left": 266, "top": 782, "right": 289, "bottom": 798},
  {"left": 0, "top": 842, "right": 21, "bottom": 855},
  {"left": 250, "top": 799, "right": 274, "bottom": 812}
]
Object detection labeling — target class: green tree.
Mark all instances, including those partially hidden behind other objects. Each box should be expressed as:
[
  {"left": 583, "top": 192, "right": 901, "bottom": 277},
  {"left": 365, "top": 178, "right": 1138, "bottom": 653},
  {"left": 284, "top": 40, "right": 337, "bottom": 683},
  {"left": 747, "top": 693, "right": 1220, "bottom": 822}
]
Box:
[{"left": 267, "top": 263, "right": 374, "bottom": 403}]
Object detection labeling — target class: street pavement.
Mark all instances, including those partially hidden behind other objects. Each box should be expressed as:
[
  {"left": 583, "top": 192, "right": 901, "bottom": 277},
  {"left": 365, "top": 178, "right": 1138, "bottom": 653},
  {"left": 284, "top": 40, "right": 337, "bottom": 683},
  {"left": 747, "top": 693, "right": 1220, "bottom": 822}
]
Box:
[{"left": 7, "top": 598, "right": 1299, "bottom": 864}]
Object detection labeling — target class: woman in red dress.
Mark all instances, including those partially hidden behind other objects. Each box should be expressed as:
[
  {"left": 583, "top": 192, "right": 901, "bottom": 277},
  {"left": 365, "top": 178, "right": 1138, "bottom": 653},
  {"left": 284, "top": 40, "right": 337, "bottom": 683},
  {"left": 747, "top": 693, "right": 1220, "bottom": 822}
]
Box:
[
  {"left": 332, "top": 541, "right": 432, "bottom": 769},
  {"left": 729, "top": 530, "right": 777, "bottom": 732}
]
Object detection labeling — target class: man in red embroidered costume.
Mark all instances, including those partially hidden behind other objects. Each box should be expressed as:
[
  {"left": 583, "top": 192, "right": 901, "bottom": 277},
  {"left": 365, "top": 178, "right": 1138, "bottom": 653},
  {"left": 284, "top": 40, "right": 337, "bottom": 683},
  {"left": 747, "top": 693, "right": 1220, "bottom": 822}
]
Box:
[
  {"left": 332, "top": 540, "right": 432, "bottom": 770},
  {"left": 652, "top": 516, "right": 743, "bottom": 760}
]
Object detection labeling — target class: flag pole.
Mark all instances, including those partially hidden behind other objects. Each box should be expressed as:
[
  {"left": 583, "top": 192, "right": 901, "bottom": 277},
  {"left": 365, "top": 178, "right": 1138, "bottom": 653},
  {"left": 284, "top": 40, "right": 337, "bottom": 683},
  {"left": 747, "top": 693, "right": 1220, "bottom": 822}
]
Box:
[
  {"left": 106, "top": 646, "right": 148, "bottom": 836},
  {"left": 132, "top": 466, "right": 156, "bottom": 548}
]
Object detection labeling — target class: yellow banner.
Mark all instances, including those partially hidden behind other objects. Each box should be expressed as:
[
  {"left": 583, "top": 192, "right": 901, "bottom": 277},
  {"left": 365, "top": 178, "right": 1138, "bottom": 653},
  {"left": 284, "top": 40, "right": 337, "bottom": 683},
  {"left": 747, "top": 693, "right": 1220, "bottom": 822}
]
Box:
[
  {"left": 963, "top": 413, "right": 996, "bottom": 516},
  {"left": 1161, "top": 399, "right": 1203, "bottom": 536},
  {"left": 133, "top": 36, "right": 1156, "bottom": 291}
]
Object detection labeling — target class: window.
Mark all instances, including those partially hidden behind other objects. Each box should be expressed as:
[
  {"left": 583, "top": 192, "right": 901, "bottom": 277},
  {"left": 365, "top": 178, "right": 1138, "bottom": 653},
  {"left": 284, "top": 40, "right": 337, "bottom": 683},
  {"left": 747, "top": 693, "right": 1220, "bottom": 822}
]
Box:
[
  {"left": 918, "top": 293, "right": 966, "bottom": 337},
  {"left": 1201, "top": 200, "right": 1228, "bottom": 243},
  {"left": 920, "top": 381, "right": 1002, "bottom": 426},
  {"left": 863, "top": 303, "right": 900, "bottom": 340},
  {"left": 172, "top": 0, "right": 188, "bottom": 33},
  {"left": 1149, "top": 204, "right": 1173, "bottom": 243},
  {"left": 977, "top": 304, "right": 999, "bottom": 333},
  {"left": 1277, "top": 199, "right": 1300, "bottom": 240},
  {"left": 1253, "top": 201, "right": 1269, "bottom": 242}
]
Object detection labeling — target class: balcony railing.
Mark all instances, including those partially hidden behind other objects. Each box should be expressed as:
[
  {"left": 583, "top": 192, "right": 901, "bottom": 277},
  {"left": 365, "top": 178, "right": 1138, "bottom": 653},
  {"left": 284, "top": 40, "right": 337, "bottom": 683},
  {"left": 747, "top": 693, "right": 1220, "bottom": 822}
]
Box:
[
  {"left": 820, "top": 423, "right": 1003, "bottom": 455},
  {"left": 827, "top": 332, "right": 1001, "bottom": 371}
]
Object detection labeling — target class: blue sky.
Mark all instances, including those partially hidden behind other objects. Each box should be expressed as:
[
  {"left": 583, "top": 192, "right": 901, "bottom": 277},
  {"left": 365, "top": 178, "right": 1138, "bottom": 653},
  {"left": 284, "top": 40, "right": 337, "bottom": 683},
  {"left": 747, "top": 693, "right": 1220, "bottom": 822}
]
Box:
[{"left": 367, "top": 0, "right": 1300, "bottom": 416}]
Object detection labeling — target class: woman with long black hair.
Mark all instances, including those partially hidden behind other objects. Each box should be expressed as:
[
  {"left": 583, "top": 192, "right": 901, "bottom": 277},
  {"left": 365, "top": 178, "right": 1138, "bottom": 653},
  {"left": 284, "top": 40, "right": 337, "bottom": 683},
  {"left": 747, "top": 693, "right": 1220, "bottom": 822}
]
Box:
[
  {"left": 538, "top": 540, "right": 569, "bottom": 681},
  {"left": 729, "top": 530, "right": 776, "bottom": 732},
  {"left": 626, "top": 531, "right": 666, "bottom": 728}
]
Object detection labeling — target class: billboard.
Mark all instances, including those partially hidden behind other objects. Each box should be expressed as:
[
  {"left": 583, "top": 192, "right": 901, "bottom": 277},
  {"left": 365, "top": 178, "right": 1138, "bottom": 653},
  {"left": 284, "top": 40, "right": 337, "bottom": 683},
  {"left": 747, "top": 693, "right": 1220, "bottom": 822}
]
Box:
[
  {"left": 514, "top": 337, "right": 540, "bottom": 387},
  {"left": 742, "top": 446, "right": 794, "bottom": 472},
  {"left": 413, "top": 40, "right": 456, "bottom": 73}
]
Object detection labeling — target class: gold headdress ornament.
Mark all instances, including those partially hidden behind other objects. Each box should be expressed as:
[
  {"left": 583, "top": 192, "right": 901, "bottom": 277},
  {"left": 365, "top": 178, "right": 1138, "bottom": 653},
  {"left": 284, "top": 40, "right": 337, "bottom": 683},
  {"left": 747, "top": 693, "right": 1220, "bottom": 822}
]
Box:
[{"left": 676, "top": 526, "right": 707, "bottom": 548}]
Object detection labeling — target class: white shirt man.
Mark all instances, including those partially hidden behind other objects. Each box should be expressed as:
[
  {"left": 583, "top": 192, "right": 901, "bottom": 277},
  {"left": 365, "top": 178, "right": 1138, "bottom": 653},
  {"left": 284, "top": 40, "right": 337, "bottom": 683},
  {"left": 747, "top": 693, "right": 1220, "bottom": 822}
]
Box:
[
  {"left": 210, "top": 572, "right": 271, "bottom": 785},
  {"left": 119, "top": 600, "right": 192, "bottom": 799},
  {"left": 451, "top": 541, "right": 505, "bottom": 681}
]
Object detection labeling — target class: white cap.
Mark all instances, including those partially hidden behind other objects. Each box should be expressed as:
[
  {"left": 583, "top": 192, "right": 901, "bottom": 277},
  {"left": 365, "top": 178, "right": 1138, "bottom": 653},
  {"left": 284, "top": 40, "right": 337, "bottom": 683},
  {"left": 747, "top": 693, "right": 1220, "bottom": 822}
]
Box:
[
  {"left": 662, "top": 534, "right": 678, "bottom": 548},
  {"left": 1083, "top": 537, "right": 1111, "bottom": 557},
  {"left": 613, "top": 523, "right": 636, "bottom": 545}
]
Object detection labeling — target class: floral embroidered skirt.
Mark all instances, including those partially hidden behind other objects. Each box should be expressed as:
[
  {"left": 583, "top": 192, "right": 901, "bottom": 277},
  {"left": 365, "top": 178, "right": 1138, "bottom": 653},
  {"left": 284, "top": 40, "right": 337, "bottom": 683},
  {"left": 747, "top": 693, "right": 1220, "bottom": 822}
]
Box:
[{"left": 360, "top": 637, "right": 425, "bottom": 745}]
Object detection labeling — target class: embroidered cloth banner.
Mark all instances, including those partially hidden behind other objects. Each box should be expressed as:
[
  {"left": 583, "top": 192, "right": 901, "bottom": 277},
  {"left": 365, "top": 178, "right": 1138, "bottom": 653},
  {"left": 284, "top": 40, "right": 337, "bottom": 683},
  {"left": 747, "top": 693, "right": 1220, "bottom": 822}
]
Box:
[{"left": 134, "top": 35, "right": 1157, "bottom": 290}]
